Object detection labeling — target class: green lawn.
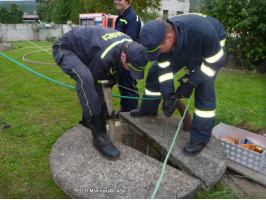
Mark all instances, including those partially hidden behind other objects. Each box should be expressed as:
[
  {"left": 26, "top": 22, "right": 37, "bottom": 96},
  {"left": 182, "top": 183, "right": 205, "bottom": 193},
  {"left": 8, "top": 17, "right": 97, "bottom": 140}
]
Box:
[{"left": 0, "top": 41, "right": 265, "bottom": 198}]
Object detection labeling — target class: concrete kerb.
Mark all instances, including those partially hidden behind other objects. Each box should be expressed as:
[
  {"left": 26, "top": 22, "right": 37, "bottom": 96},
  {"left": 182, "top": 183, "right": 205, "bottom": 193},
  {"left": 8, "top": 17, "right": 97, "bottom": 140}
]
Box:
[
  {"left": 23, "top": 49, "right": 57, "bottom": 66},
  {"left": 119, "top": 113, "right": 227, "bottom": 191}
]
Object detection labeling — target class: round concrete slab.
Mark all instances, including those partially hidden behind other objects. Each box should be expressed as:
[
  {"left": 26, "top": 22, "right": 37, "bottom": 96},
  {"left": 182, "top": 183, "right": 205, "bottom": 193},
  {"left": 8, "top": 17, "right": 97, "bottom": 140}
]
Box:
[{"left": 50, "top": 125, "right": 201, "bottom": 198}]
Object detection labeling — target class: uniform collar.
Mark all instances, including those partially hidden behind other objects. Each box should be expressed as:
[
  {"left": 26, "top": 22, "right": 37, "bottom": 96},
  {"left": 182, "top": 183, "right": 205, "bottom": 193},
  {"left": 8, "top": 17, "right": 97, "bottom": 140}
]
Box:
[{"left": 118, "top": 6, "right": 131, "bottom": 18}]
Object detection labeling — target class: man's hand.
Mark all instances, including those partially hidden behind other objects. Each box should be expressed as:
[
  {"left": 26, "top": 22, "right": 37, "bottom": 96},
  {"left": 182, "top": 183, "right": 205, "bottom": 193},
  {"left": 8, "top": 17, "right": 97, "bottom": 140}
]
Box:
[
  {"left": 162, "top": 96, "right": 177, "bottom": 118},
  {"left": 176, "top": 81, "right": 195, "bottom": 98}
]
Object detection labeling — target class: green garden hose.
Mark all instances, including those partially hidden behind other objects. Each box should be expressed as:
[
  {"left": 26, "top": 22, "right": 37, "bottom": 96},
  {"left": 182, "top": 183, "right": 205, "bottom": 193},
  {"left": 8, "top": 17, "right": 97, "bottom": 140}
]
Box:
[{"left": 0, "top": 52, "right": 160, "bottom": 100}]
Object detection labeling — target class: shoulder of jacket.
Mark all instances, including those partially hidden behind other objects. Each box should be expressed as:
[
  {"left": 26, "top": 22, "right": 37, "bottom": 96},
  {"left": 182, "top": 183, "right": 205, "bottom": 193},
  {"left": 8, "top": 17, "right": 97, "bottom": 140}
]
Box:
[{"left": 125, "top": 9, "right": 138, "bottom": 19}]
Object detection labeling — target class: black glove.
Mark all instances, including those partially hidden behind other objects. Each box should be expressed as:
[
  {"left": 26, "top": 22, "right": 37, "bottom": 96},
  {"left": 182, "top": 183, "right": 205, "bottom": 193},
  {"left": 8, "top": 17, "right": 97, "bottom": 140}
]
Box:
[
  {"left": 105, "top": 110, "right": 116, "bottom": 120},
  {"left": 103, "top": 79, "right": 117, "bottom": 88},
  {"left": 176, "top": 81, "right": 195, "bottom": 98},
  {"left": 162, "top": 96, "right": 177, "bottom": 118}
]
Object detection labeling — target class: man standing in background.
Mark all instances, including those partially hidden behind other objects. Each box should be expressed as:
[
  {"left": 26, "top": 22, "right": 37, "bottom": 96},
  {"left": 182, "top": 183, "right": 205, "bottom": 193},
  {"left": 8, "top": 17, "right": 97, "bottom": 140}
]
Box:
[{"left": 114, "top": 0, "right": 142, "bottom": 118}]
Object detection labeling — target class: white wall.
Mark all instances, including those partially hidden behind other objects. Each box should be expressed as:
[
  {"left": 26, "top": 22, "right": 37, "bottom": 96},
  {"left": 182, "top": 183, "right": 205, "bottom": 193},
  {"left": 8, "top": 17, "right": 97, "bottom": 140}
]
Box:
[
  {"left": 0, "top": 24, "right": 74, "bottom": 42},
  {"left": 160, "top": 0, "right": 190, "bottom": 18}
]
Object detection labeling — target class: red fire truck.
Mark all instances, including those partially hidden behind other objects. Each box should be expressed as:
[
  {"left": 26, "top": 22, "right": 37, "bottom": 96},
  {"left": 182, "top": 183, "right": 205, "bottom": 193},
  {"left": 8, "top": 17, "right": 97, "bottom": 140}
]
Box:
[{"left": 79, "top": 13, "right": 117, "bottom": 29}]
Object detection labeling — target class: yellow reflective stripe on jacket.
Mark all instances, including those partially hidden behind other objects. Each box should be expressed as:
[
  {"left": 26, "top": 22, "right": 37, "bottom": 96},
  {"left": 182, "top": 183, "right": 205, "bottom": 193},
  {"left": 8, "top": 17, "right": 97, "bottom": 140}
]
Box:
[
  {"left": 159, "top": 73, "right": 173, "bottom": 83},
  {"left": 136, "top": 15, "right": 139, "bottom": 22},
  {"left": 220, "top": 39, "right": 226, "bottom": 47},
  {"left": 144, "top": 88, "right": 161, "bottom": 96},
  {"left": 101, "top": 39, "right": 132, "bottom": 59},
  {"left": 204, "top": 47, "right": 224, "bottom": 63},
  {"left": 195, "top": 109, "right": 216, "bottom": 118},
  {"left": 200, "top": 63, "right": 216, "bottom": 77},
  {"left": 158, "top": 61, "right": 170, "bottom": 68},
  {"left": 119, "top": 19, "right": 128, "bottom": 24}
]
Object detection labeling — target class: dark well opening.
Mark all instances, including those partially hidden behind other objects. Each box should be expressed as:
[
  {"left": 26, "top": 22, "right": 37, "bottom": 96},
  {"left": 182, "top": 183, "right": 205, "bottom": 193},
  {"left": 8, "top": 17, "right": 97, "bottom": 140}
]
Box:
[{"left": 112, "top": 123, "right": 181, "bottom": 170}]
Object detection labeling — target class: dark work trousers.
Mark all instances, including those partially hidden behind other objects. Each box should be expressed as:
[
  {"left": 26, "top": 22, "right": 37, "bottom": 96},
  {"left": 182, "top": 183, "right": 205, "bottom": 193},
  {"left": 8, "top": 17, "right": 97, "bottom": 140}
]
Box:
[
  {"left": 139, "top": 62, "right": 162, "bottom": 112},
  {"left": 53, "top": 47, "right": 105, "bottom": 122},
  {"left": 118, "top": 70, "right": 139, "bottom": 111},
  {"left": 190, "top": 74, "right": 217, "bottom": 144},
  {"left": 141, "top": 62, "right": 220, "bottom": 144}
]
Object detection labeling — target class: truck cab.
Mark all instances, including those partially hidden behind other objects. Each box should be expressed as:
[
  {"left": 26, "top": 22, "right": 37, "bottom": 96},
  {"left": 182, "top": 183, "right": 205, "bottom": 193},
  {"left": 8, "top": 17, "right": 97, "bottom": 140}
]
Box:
[{"left": 79, "top": 13, "right": 117, "bottom": 29}]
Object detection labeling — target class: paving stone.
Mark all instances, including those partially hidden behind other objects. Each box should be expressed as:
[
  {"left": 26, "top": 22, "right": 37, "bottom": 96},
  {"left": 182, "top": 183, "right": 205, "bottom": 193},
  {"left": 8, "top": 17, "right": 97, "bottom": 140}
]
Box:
[
  {"left": 120, "top": 113, "right": 227, "bottom": 191},
  {"left": 50, "top": 125, "right": 201, "bottom": 199}
]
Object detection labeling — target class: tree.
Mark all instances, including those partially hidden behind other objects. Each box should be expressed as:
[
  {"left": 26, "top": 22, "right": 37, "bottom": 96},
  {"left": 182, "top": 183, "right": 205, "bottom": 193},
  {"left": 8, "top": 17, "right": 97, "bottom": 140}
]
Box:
[
  {"left": 36, "top": 2, "right": 49, "bottom": 20},
  {"left": 189, "top": 0, "right": 204, "bottom": 12},
  {"left": 10, "top": 4, "right": 23, "bottom": 23},
  {"left": 0, "top": 4, "right": 23, "bottom": 24},
  {"left": 0, "top": 8, "right": 10, "bottom": 24},
  {"left": 132, "top": 0, "right": 162, "bottom": 23},
  {"left": 201, "top": 0, "right": 266, "bottom": 72},
  {"left": 43, "top": 0, "right": 72, "bottom": 24},
  {"left": 42, "top": 0, "right": 162, "bottom": 24}
]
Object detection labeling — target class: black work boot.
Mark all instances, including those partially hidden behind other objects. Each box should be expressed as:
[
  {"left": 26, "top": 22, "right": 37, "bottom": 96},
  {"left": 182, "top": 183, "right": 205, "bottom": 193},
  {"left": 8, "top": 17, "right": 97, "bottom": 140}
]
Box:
[
  {"left": 114, "top": 108, "right": 128, "bottom": 119},
  {"left": 79, "top": 113, "right": 89, "bottom": 128},
  {"left": 130, "top": 109, "right": 158, "bottom": 117},
  {"left": 183, "top": 141, "right": 207, "bottom": 156},
  {"left": 130, "top": 95, "right": 160, "bottom": 118},
  {"left": 88, "top": 113, "right": 120, "bottom": 160}
]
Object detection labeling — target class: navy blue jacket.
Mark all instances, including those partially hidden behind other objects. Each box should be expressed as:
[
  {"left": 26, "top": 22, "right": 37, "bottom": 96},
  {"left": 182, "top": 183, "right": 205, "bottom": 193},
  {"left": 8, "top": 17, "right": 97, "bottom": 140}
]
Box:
[
  {"left": 54, "top": 26, "right": 133, "bottom": 81},
  {"left": 115, "top": 6, "right": 141, "bottom": 41},
  {"left": 157, "top": 14, "right": 226, "bottom": 97}
]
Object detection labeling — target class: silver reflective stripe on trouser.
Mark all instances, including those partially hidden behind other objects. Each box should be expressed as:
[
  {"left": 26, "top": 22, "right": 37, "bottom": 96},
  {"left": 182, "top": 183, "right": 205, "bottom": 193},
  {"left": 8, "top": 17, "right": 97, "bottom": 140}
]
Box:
[
  {"left": 158, "top": 61, "right": 170, "bottom": 68},
  {"left": 71, "top": 68, "right": 93, "bottom": 116},
  {"left": 144, "top": 88, "right": 161, "bottom": 96},
  {"left": 194, "top": 109, "right": 216, "bottom": 118},
  {"left": 159, "top": 72, "right": 173, "bottom": 83},
  {"left": 200, "top": 63, "right": 216, "bottom": 77},
  {"left": 201, "top": 47, "right": 224, "bottom": 77}
]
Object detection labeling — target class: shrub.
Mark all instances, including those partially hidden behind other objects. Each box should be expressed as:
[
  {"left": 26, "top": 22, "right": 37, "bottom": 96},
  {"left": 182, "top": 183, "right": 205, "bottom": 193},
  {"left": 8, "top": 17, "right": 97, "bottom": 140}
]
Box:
[
  {"left": 202, "top": 0, "right": 266, "bottom": 73},
  {"left": 0, "top": 4, "right": 23, "bottom": 24}
]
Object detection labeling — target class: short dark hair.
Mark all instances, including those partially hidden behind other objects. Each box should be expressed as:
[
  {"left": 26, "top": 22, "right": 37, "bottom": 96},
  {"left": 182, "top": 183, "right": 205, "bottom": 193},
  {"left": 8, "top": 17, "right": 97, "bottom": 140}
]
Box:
[
  {"left": 156, "top": 18, "right": 173, "bottom": 45},
  {"left": 122, "top": 42, "right": 135, "bottom": 62}
]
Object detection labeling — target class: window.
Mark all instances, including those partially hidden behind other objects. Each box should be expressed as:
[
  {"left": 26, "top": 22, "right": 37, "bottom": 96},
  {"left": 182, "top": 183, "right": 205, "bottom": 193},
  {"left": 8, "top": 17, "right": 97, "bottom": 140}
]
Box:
[
  {"left": 107, "top": 19, "right": 114, "bottom": 28},
  {"left": 163, "top": 10, "right": 169, "bottom": 18},
  {"left": 176, "top": 11, "right": 183, "bottom": 16}
]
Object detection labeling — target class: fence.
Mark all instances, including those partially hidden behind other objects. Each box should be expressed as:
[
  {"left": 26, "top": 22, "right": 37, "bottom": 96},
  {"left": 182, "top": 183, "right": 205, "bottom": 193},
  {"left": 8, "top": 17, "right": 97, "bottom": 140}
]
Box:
[{"left": 0, "top": 23, "right": 75, "bottom": 42}]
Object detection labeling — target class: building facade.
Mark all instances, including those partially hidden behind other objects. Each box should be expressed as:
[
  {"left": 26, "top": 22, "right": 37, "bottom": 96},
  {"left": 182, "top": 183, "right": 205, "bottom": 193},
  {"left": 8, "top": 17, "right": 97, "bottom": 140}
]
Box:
[{"left": 159, "top": 0, "right": 190, "bottom": 18}]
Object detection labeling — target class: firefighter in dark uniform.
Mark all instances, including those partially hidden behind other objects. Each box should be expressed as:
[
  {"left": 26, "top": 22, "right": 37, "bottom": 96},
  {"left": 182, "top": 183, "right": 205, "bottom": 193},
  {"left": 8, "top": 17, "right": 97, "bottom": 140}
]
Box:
[
  {"left": 131, "top": 14, "right": 226, "bottom": 156},
  {"left": 52, "top": 26, "right": 147, "bottom": 160},
  {"left": 114, "top": 0, "right": 142, "bottom": 117}
]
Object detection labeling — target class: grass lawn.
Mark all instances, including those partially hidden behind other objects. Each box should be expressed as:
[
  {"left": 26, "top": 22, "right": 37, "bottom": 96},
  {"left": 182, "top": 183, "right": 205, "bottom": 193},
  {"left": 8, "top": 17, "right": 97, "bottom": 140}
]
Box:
[{"left": 0, "top": 41, "right": 265, "bottom": 198}]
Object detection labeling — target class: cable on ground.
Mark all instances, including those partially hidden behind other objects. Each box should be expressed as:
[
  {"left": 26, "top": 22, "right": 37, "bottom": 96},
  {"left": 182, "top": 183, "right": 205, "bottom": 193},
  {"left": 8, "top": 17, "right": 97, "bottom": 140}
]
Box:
[{"left": 0, "top": 119, "right": 10, "bottom": 132}]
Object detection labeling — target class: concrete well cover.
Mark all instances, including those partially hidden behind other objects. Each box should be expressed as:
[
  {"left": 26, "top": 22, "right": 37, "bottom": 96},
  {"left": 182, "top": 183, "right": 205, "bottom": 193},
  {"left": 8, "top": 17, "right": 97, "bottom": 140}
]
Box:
[{"left": 50, "top": 125, "right": 201, "bottom": 199}]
